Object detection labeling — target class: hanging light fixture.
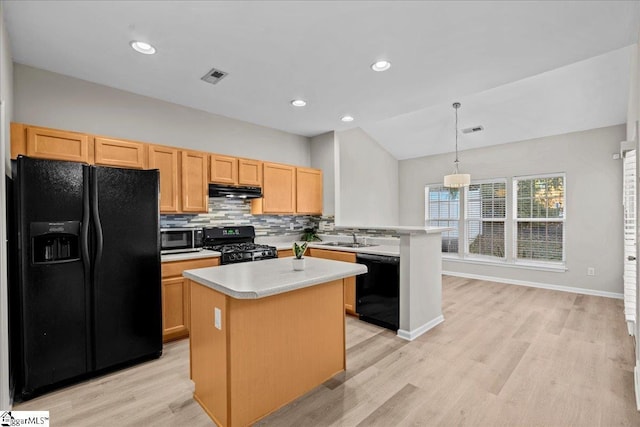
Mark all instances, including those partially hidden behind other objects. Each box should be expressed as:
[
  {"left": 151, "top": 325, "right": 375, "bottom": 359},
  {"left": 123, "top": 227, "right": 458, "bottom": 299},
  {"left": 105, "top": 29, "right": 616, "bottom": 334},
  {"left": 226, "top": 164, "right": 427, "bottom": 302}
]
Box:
[{"left": 444, "top": 102, "right": 471, "bottom": 188}]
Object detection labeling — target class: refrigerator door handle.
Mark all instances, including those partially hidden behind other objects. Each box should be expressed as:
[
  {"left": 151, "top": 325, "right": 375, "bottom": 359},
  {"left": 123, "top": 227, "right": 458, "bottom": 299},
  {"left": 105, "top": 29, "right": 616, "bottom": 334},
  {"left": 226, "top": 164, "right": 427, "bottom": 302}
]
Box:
[
  {"left": 90, "top": 168, "right": 104, "bottom": 281},
  {"left": 81, "top": 169, "right": 91, "bottom": 272}
]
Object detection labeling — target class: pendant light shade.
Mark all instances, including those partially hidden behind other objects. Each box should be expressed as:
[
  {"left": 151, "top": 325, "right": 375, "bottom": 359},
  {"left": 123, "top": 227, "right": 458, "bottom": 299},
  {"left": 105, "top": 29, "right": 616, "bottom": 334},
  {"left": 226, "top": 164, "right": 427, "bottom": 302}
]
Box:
[
  {"left": 444, "top": 172, "right": 471, "bottom": 188},
  {"left": 444, "top": 102, "right": 470, "bottom": 188}
]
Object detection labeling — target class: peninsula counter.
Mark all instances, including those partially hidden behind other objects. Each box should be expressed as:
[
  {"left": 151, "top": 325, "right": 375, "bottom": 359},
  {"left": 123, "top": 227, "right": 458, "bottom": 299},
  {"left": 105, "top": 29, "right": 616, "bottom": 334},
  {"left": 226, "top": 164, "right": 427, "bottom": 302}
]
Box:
[{"left": 183, "top": 257, "right": 367, "bottom": 427}]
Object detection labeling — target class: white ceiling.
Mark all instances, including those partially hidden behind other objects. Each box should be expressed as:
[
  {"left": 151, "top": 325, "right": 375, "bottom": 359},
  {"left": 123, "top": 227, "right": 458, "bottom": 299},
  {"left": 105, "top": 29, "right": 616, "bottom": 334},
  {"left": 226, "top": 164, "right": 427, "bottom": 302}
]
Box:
[{"left": 4, "top": 1, "right": 640, "bottom": 159}]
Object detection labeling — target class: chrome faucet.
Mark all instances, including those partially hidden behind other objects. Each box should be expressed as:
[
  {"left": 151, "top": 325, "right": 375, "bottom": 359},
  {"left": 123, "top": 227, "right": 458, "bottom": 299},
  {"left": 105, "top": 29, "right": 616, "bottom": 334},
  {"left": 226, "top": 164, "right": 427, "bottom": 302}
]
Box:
[{"left": 351, "top": 232, "right": 357, "bottom": 244}]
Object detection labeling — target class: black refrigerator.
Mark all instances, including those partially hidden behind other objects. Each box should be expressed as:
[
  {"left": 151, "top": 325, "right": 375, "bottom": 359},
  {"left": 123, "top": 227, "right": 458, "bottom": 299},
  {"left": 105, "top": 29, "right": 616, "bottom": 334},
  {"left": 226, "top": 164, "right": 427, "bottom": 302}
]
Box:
[{"left": 10, "top": 156, "right": 162, "bottom": 401}]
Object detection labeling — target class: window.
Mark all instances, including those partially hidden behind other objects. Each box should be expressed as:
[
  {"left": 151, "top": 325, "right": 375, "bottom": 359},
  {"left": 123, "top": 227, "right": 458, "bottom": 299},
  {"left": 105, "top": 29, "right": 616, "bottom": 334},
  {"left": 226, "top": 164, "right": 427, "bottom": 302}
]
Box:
[
  {"left": 465, "top": 180, "right": 506, "bottom": 259},
  {"left": 425, "top": 173, "right": 566, "bottom": 269},
  {"left": 514, "top": 175, "right": 565, "bottom": 263},
  {"left": 425, "top": 185, "right": 460, "bottom": 253}
]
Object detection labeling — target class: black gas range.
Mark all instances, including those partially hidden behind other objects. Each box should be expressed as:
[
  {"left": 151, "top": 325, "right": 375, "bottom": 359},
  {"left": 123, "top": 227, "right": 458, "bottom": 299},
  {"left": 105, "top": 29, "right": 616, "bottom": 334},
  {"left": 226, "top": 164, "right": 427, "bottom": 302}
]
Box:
[{"left": 203, "top": 226, "right": 277, "bottom": 265}]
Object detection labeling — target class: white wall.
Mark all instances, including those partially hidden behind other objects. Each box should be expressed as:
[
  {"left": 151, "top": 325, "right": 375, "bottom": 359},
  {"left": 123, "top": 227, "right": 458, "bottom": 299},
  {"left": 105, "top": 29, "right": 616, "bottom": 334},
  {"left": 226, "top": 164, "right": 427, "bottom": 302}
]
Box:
[
  {"left": 335, "top": 128, "right": 399, "bottom": 226},
  {"left": 13, "top": 64, "right": 311, "bottom": 166},
  {"left": 310, "top": 131, "right": 336, "bottom": 216},
  {"left": 400, "top": 124, "right": 625, "bottom": 295},
  {"left": 0, "top": 1, "right": 12, "bottom": 410}
]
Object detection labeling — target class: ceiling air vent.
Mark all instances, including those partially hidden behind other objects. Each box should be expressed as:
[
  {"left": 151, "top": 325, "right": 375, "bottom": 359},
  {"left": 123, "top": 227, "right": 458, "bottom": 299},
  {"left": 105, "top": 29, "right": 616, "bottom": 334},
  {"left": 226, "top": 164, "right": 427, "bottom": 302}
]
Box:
[
  {"left": 461, "top": 125, "right": 484, "bottom": 134},
  {"left": 201, "top": 67, "right": 228, "bottom": 85}
]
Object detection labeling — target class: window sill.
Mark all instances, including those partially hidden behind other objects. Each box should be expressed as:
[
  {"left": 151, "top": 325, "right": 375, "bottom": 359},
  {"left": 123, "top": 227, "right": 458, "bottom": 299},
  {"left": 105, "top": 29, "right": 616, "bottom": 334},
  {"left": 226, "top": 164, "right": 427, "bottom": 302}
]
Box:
[{"left": 442, "top": 255, "right": 567, "bottom": 273}]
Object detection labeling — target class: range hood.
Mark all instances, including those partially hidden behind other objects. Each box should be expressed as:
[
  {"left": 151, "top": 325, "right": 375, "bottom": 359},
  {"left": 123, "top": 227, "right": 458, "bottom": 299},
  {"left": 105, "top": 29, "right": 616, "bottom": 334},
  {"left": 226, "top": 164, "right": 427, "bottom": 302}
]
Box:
[{"left": 208, "top": 184, "right": 263, "bottom": 199}]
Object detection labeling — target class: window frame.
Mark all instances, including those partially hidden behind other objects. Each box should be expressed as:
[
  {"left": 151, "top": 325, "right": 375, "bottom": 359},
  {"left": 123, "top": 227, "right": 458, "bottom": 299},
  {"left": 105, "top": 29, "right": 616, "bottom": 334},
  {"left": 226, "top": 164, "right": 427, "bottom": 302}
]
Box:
[
  {"left": 424, "top": 184, "right": 462, "bottom": 257},
  {"left": 512, "top": 173, "right": 566, "bottom": 266},
  {"left": 463, "top": 178, "right": 508, "bottom": 261}
]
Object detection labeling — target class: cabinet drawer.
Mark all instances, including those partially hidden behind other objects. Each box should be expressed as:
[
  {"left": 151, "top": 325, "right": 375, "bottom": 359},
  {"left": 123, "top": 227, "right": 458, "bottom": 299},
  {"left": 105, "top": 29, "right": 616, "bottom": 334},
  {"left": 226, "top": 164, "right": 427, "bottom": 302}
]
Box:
[{"left": 162, "top": 257, "right": 220, "bottom": 278}]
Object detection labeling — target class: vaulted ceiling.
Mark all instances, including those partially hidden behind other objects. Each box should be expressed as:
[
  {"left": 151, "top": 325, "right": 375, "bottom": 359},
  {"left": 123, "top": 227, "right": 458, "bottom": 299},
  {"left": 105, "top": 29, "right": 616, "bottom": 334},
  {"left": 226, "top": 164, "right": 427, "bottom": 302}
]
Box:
[{"left": 4, "top": 1, "right": 639, "bottom": 158}]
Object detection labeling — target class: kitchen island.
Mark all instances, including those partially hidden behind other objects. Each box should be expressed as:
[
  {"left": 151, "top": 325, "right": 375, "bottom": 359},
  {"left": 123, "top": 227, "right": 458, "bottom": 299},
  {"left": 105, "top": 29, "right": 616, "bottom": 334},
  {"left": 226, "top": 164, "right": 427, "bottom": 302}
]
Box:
[{"left": 183, "top": 257, "right": 367, "bottom": 427}]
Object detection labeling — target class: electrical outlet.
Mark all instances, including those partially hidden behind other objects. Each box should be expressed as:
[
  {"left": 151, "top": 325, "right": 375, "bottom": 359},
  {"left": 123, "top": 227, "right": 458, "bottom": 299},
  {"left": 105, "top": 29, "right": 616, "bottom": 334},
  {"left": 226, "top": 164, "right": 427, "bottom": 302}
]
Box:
[
  {"left": 289, "top": 223, "right": 294, "bottom": 230},
  {"left": 214, "top": 307, "right": 221, "bottom": 330},
  {"left": 587, "top": 267, "right": 595, "bottom": 276}
]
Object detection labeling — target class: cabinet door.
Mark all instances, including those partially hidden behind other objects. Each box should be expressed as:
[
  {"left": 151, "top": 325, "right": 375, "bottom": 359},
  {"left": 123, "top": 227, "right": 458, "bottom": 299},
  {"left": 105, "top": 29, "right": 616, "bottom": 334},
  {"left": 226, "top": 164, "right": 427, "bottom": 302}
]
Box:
[
  {"left": 277, "top": 249, "right": 294, "bottom": 258},
  {"left": 296, "top": 167, "right": 323, "bottom": 214},
  {"left": 26, "top": 126, "right": 90, "bottom": 163},
  {"left": 149, "top": 145, "right": 180, "bottom": 213},
  {"left": 94, "top": 137, "right": 146, "bottom": 169},
  {"left": 210, "top": 154, "right": 238, "bottom": 184},
  {"left": 238, "top": 159, "right": 263, "bottom": 187},
  {"left": 181, "top": 150, "right": 209, "bottom": 213},
  {"left": 307, "top": 248, "right": 357, "bottom": 314},
  {"left": 162, "top": 277, "right": 190, "bottom": 342},
  {"left": 262, "top": 162, "right": 296, "bottom": 214}
]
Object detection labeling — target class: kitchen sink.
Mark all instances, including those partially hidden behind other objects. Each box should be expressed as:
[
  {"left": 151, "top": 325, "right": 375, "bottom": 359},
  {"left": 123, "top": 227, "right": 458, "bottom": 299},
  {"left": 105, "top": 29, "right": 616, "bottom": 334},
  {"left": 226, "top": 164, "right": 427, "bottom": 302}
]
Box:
[{"left": 318, "top": 242, "right": 378, "bottom": 248}]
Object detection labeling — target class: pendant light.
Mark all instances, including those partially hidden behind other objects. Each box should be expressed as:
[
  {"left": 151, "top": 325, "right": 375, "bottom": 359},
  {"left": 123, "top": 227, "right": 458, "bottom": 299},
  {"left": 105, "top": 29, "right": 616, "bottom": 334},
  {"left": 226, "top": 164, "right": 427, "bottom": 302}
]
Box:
[{"left": 444, "top": 102, "right": 471, "bottom": 188}]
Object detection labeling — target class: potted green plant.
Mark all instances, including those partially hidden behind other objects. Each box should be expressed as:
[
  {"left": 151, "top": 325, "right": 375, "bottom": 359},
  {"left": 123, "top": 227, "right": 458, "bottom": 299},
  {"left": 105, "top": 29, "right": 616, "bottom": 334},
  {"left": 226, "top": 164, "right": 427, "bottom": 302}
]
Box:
[
  {"left": 292, "top": 241, "right": 308, "bottom": 270},
  {"left": 301, "top": 227, "right": 322, "bottom": 242}
]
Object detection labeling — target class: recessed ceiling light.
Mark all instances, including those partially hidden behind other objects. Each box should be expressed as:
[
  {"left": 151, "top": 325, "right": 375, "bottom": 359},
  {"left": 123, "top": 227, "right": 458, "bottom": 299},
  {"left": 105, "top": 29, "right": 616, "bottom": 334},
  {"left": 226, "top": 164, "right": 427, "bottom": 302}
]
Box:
[
  {"left": 371, "top": 60, "right": 391, "bottom": 72},
  {"left": 130, "top": 41, "right": 156, "bottom": 55},
  {"left": 291, "top": 99, "right": 307, "bottom": 107},
  {"left": 341, "top": 115, "right": 354, "bottom": 122}
]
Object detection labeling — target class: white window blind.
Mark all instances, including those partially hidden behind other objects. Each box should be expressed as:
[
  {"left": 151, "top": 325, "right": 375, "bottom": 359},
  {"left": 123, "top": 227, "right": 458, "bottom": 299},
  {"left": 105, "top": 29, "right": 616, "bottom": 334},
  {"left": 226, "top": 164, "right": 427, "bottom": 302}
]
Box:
[
  {"left": 425, "top": 185, "right": 460, "bottom": 253},
  {"left": 465, "top": 180, "right": 506, "bottom": 259},
  {"left": 514, "top": 175, "right": 565, "bottom": 263},
  {"left": 623, "top": 149, "right": 636, "bottom": 332}
]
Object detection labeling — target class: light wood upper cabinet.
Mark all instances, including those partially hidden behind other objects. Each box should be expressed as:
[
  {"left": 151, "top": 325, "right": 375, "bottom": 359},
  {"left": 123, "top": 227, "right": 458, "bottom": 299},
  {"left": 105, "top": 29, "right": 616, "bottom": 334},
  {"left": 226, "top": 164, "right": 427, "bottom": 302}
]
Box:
[
  {"left": 296, "top": 167, "right": 323, "bottom": 215},
  {"left": 210, "top": 155, "right": 262, "bottom": 187},
  {"left": 238, "top": 158, "right": 262, "bottom": 187},
  {"left": 149, "top": 145, "right": 180, "bottom": 213},
  {"left": 307, "top": 248, "right": 357, "bottom": 315},
  {"left": 94, "top": 137, "right": 146, "bottom": 169},
  {"left": 210, "top": 154, "right": 238, "bottom": 184},
  {"left": 258, "top": 162, "right": 296, "bottom": 214},
  {"left": 23, "top": 125, "right": 90, "bottom": 163},
  {"left": 181, "top": 150, "right": 209, "bottom": 213}
]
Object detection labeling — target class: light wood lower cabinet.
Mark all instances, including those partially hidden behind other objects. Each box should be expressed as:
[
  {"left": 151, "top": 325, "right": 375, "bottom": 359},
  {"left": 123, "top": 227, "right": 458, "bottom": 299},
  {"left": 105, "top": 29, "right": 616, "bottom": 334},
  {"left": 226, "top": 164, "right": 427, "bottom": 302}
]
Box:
[
  {"left": 308, "top": 248, "right": 357, "bottom": 315},
  {"left": 277, "top": 249, "right": 293, "bottom": 258},
  {"left": 161, "top": 257, "right": 220, "bottom": 342}
]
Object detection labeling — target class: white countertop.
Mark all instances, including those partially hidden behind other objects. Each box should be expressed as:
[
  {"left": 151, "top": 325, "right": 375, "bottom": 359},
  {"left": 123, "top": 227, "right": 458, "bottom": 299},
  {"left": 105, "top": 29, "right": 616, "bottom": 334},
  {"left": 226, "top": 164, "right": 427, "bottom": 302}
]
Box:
[
  {"left": 334, "top": 225, "right": 451, "bottom": 235},
  {"left": 183, "top": 257, "right": 367, "bottom": 299},
  {"left": 308, "top": 243, "right": 399, "bottom": 256},
  {"left": 270, "top": 241, "right": 399, "bottom": 256},
  {"left": 161, "top": 249, "right": 221, "bottom": 263}
]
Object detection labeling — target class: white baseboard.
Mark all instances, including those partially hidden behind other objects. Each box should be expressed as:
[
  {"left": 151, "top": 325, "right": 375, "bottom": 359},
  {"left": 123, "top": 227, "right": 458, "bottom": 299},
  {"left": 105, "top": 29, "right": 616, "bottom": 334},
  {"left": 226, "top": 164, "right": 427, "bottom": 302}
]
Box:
[
  {"left": 635, "top": 365, "right": 640, "bottom": 411},
  {"left": 442, "top": 271, "right": 624, "bottom": 300},
  {"left": 397, "top": 315, "right": 445, "bottom": 341}
]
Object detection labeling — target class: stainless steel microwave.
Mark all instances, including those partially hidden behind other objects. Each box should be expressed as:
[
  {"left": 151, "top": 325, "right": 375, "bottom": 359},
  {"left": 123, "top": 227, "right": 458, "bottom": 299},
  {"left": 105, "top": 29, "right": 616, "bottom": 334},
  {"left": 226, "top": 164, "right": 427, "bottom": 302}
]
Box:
[{"left": 160, "top": 228, "right": 204, "bottom": 255}]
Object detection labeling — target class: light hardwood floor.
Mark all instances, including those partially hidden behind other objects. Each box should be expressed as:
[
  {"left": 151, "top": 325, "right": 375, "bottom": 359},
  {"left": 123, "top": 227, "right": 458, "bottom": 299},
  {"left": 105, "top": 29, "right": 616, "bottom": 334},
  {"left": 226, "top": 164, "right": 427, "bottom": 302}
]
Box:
[{"left": 15, "top": 276, "right": 640, "bottom": 426}]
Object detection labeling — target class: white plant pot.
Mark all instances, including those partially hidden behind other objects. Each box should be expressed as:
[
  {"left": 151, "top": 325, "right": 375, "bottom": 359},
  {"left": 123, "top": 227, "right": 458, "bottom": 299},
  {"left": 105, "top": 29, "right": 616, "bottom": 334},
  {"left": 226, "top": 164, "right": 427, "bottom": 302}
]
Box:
[{"left": 292, "top": 257, "right": 305, "bottom": 271}]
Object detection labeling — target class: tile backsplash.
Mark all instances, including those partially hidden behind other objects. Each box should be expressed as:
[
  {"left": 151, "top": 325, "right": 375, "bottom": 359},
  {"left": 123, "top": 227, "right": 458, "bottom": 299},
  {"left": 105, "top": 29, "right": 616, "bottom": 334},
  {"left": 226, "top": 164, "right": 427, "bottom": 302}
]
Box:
[
  {"left": 160, "top": 198, "right": 399, "bottom": 238},
  {"left": 161, "top": 198, "right": 321, "bottom": 236}
]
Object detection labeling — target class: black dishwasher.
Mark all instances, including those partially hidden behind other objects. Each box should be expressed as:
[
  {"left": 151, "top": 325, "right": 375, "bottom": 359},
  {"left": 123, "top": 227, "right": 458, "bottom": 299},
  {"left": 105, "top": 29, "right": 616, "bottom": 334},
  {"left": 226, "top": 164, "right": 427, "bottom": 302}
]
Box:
[{"left": 356, "top": 254, "right": 400, "bottom": 331}]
